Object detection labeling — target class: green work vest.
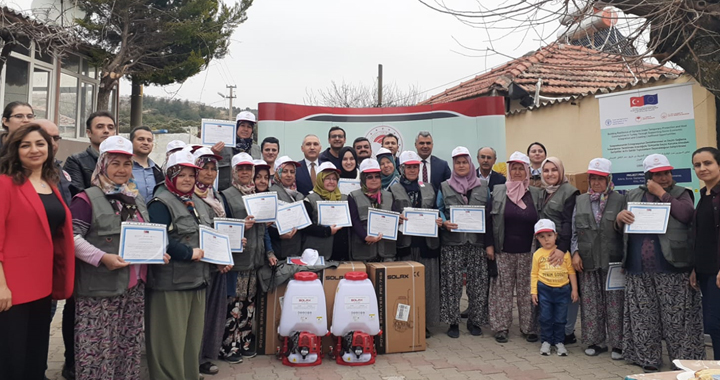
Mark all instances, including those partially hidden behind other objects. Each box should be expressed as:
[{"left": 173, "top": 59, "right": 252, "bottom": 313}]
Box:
[
  {"left": 75, "top": 187, "right": 150, "bottom": 298},
  {"left": 348, "top": 189, "right": 396, "bottom": 261},
  {"left": 220, "top": 186, "right": 266, "bottom": 271},
  {"left": 490, "top": 185, "right": 543, "bottom": 253},
  {"left": 302, "top": 192, "right": 348, "bottom": 260},
  {"left": 269, "top": 183, "right": 305, "bottom": 259},
  {"left": 574, "top": 192, "right": 624, "bottom": 271},
  {"left": 390, "top": 182, "right": 440, "bottom": 250},
  {"left": 540, "top": 183, "right": 580, "bottom": 227},
  {"left": 439, "top": 181, "right": 488, "bottom": 247}
]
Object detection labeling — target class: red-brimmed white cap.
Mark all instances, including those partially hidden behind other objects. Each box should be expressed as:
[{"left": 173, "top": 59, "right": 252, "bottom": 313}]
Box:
[
  {"left": 236, "top": 111, "right": 256, "bottom": 124},
  {"left": 643, "top": 154, "right": 673, "bottom": 173},
  {"left": 359, "top": 159, "right": 381, "bottom": 173},
  {"left": 100, "top": 136, "right": 133, "bottom": 156},
  {"left": 507, "top": 151, "right": 530, "bottom": 165},
  {"left": 290, "top": 249, "right": 320, "bottom": 266},
  {"left": 587, "top": 158, "right": 612, "bottom": 176},
  {"left": 193, "top": 147, "right": 222, "bottom": 162},
  {"left": 451, "top": 146, "right": 471, "bottom": 158},
  {"left": 231, "top": 152, "right": 254, "bottom": 167},
  {"left": 166, "top": 150, "right": 201, "bottom": 171},
  {"left": 253, "top": 159, "right": 270, "bottom": 170},
  {"left": 317, "top": 161, "right": 340, "bottom": 174},
  {"left": 534, "top": 219, "right": 556, "bottom": 235},
  {"left": 274, "top": 156, "right": 301, "bottom": 172},
  {"left": 166, "top": 140, "right": 186, "bottom": 153},
  {"left": 399, "top": 150, "right": 421, "bottom": 166}
]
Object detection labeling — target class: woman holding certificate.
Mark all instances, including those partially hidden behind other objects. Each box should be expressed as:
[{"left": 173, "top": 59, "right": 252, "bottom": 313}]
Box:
[
  {"left": 146, "top": 149, "right": 212, "bottom": 380},
  {"left": 488, "top": 152, "right": 542, "bottom": 344},
  {"left": 377, "top": 147, "right": 400, "bottom": 190},
  {"left": 436, "top": 146, "right": 494, "bottom": 339},
  {"left": 303, "top": 162, "right": 349, "bottom": 260},
  {"left": 391, "top": 151, "right": 442, "bottom": 336},
  {"left": 616, "top": 153, "right": 704, "bottom": 372},
  {"left": 268, "top": 156, "right": 304, "bottom": 259},
  {"left": 0, "top": 124, "right": 74, "bottom": 380},
  {"left": 348, "top": 159, "right": 396, "bottom": 261}
]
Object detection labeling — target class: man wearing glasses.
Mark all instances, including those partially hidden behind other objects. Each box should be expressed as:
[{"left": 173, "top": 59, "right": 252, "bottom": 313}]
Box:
[{"left": 319, "top": 126, "right": 345, "bottom": 168}]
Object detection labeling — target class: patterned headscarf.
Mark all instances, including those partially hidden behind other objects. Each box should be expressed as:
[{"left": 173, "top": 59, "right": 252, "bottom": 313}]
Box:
[
  {"left": 399, "top": 163, "right": 421, "bottom": 207},
  {"left": 274, "top": 162, "right": 300, "bottom": 198},
  {"left": 313, "top": 170, "right": 342, "bottom": 201},
  {"left": 91, "top": 152, "right": 142, "bottom": 221},
  {"left": 165, "top": 164, "right": 197, "bottom": 204},
  {"left": 377, "top": 154, "right": 400, "bottom": 190},
  {"left": 360, "top": 171, "right": 382, "bottom": 207},
  {"left": 588, "top": 174, "right": 615, "bottom": 224},
  {"left": 541, "top": 157, "right": 569, "bottom": 194},
  {"left": 231, "top": 164, "right": 255, "bottom": 196},
  {"left": 194, "top": 156, "right": 225, "bottom": 217}
]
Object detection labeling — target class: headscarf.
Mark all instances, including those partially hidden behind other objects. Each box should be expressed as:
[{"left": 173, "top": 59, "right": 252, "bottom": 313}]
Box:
[
  {"left": 194, "top": 156, "right": 225, "bottom": 217},
  {"left": 313, "top": 170, "right": 342, "bottom": 201},
  {"left": 274, "top": 162, "right": 300, "bottom": 198},
  {"left": 377, "top": 154, "right": 400, "bottom": 190},
  {"left": 360, "top": 172, "right": 382, "bottom": 207},
  {"left": 506, "top": 161, "right": 531, "bottom": 209},
  {"left": 231, "top": 164, "right": 255, "bottom": 196},
  {"left": 447, "top": 155, "right": 482, "bottom": 203},
  {"left": 588, "top": 174, "right": 614, "bottom": 224},
  {"left": 165, "top": 164, "right": 198, "bottom": 203},
  {"left": 234, "top": 120, "right": 254, "bottom": 153},
  {"left": 540, "top": 157, "right": 569, "bottom": 194},
  {"left": 254, "top": 166, "right": 271, "bottom": 193},
  {"left": 399, "top": 163, "right": 421, "bottom": 207},
  {"left": 339, "top": 146, "right": 358, "bottom": 179},
  {"left": 91, "top": 152, "right": 141, "bottom": 221}
]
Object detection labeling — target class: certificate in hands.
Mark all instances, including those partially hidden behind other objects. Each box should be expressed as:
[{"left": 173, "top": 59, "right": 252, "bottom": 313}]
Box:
[
  {"left": 450, "top": 206, "right": 486, "bottom": 233},
  {"left": 402, "top": 208, "right": 439, "bottom": 238},
  {"left": 367, "top": 208, "right": 400, "bottom": 241},
  {"left": 274, "top": 201, "right": 312, "bottom": 235},
  {"left": 605, "top": 262, "right": 626, "bottom": 291},
  {"left": 214, "top": 218, "right": 245, "bottom": 253},
  {"left": 199, "top": 226, "right": 234, "bottom": 265},
  {"left": 118, "top": 222, "right": 167, "bottom": 264},
  {"left": 317, "top": 201, "right": 352, "bottom": 227},
  {"left": 624, "top": 202, "right": 671, "bottom": 234},
  {"left": 338, "top": 179, "right": 360, "bottom": 195},
  {"left": 201, "top": 119, "right": 236, "bottom": 147},
  {"left": 242, "top": 192, "right": 278, "bottom": 223}
]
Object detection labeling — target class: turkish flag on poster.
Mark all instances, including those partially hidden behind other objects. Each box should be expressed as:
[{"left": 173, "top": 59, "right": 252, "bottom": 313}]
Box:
[{"left": 630, "top": 96, "right": 645, "bottom": 107}]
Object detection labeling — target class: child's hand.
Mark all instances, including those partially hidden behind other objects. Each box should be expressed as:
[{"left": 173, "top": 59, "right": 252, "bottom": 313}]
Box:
[
  {"left": 532, "top": 294, "right": 538, "bottom": 305},
  {"left": 571, "top": 290, "right": 579, "bottom": 303}
]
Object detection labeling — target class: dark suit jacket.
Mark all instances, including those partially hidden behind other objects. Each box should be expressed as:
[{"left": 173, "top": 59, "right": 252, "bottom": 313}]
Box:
[
  {"left": 477, "top": 169, "right": 507, "bottom": 193},
  {"left": 296, "top": 159, "right": 314, "bottom": 196},
  {"left": 429, "top": 155, "right": 451, "bottom": 192}
]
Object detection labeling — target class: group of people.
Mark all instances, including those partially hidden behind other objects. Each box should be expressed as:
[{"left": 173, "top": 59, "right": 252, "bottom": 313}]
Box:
[{"left": 0, "top": 101, "right": 718, "bottom": 380}]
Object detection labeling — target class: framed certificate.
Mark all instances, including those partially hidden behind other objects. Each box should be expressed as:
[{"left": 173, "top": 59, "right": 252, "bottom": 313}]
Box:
[
  {"left": 367, "top": 208, "right": 400, "bottom": 241},
  {"left": 242, "top": 192, "right": 278, "bottom": 223},
  {"left": 338, "top": 179, "right": 360, "bottom": 195},
  {"left": 274, "top": 201, "right": 312, "bottom": 235},
  {"left": 605, "top": 262, "right": 626, "bottom": 291},
  {"left": 118, "top": 222, "right": 168, "bottom": 264},
  {"left": 199, "top": 226, "right": 234, "bottom": 265},
  {"left": 201, "top": 118, "right": 236, "bottom": 147},
  {"left": 402, "top": 208, "right": 439, "bottom": 238},
  {"left": 214, "top": 218, "right": 245, "bottom": 253},
  {"left": 624, "top": 202, "right": 671, "bottom": 234},
  {"left": 450, "top": 206, "right": 486, "bottom": 233},
  {"left": 317, "top": 201, "right": 352, "bottom": 227}
]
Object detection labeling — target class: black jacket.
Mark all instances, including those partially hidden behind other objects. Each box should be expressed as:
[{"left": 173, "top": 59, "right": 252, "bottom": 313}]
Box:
[
  {"left": 55, "top": 160, "right": 73, "bottom": 205},
  {"left": 63, "top": 146, "right": 98, "bottom": 196},
  {"left": 476, "top": 169, "right": 507, "bottom": 193}
]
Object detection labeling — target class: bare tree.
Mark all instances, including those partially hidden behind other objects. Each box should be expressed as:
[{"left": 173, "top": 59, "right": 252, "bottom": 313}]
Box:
[
  {"left": 418, "top": 0, "right": 720, "bottom": 97},
  {"left": 305, "top": 80, "right": 426, "bottom": 108}
]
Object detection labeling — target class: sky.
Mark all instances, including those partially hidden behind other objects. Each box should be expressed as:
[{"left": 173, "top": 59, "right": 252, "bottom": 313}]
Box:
[{"left": 6, "top": 0, "right": 562, "bottom": 109}]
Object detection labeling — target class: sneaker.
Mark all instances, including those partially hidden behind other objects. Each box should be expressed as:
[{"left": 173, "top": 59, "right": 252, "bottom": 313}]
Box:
[
  {"left": 611, "top": 348, "right": 624, "bottom": 360},
  {"left": 199, "top": 361, "right": 219, "bottom": 375},
  {"left": 447, "top": 324, "right": 460, "bottom": 338},
  {"left": 556, "top": 343, "right": 568, "bottom": 356},
  {"left": 467, "top": 321, "right": 483, "bottom": 336},
  {"left": 240, "top": 348, "right": 257, "bottom": 358},
  {"left": 540, "top": 341, "right": 551, "bottom": 356},
  {"left": 525, "top": 333, "right": 539, "bottom": 343},
  {"left": 222, "top": 353, "right": 243, "bottom": 364},
  {"left": 495, "top": 330, "right": 509, "bottom": 343},
  {"left": 584, "top": 345, "right": 608, "bottom": 356},
  {"left": 564, "top": 333, "right": 577, "bottom": 345}
]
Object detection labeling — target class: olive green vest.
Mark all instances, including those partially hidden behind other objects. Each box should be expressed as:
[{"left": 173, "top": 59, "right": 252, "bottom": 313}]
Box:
[
  {"left": 75, "top": 187, "right": 149, "bottom": 298},
  {"left": 623, "top": 186, "right": 694, "bottom": 268},
  {"left": 540, "top": 182, "right": 579, "bottom": 227},
  {"left": 439, "top": 181, "right": 488, "bottom": 247},
  {"left": 574, "top": 192, "right": 624, "bottom": 271},
  {"left": 302, "top": 192, "right": 348, "bottom": 260},
  {"left": 390, "top": 182, "right": 440, "bottom": 250},
  {"left": 220, "top": 186, "right": 266, "bottom": 271},
  {"left": 147, "top": 185, "right": 211, "bottom": 290},
  {"left": 217, "top": 144, "right": 261, "bottom": 190},
  {"left": 268, "top": 183, "right": 305, "bottom": 259},
  {"left": 490, "top": 185, "right": 543, "bottom": 253},
  {"left": 348, "top": 189, "right": 396, "bottom": 261}
]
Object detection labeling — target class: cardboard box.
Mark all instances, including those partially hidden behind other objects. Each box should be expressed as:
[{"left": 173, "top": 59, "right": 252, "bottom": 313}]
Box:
[
  {"left": 567, "top": 172, "right": 589, "bottom": 194},
  {"left": 257, "top": 282, "right": 288, "bottom": 355},
  {"left": 366, "top": 261, "right": 426, "bottom": 354},
  {"left": 322, "top": 262, "right": 367, "bottom": 353}
]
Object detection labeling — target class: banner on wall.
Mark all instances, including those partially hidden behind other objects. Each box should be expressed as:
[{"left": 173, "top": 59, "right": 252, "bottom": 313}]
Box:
[
  {"left": 257, "top": 97, "right": 506, "bottom": 166},
  {"left": 597, "top": 82, "right": 699, "bottom": 193}
]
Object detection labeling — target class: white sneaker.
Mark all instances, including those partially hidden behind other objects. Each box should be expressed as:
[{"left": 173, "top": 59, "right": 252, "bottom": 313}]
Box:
[
  {"left": 540, "top": 341, "right": 551, "bottom": 356},
  {"left": 611, "top": 349, "right": 624, "bottom": 360},
  {"left": 556, "top": 343, "right": 568, "bottom": 356}
]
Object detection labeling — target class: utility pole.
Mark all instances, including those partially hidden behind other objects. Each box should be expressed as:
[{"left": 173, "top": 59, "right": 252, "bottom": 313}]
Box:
[
  {"left": 226, "top": 85, "right": 236, "bottom": 120},
  {"left": 377, "top": 64, "right": 383, "bottom": 107}
]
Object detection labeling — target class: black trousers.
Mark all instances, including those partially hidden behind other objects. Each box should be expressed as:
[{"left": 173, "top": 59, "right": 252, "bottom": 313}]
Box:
[
  {"left": 62, "top": 296, "right": 75, "bottom": 369},
  {"left": 0, "top": 296, "right": 52, "bottom": 380}
]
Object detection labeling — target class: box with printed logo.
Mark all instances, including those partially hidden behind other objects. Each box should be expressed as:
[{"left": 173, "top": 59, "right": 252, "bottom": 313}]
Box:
[{"left": 257, "top": 282, "right": 288, "bottom": 355}]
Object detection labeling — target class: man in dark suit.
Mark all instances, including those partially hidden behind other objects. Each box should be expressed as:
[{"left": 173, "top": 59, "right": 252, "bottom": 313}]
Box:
[
  {"left": 476, "top": 146, "right": 506, "bottom": 192},
  {"left": 415, "top": 131, "right": 451, "bottom": 191},
  {"left": 296, "top": 134, "right": 322, "bottom": 196}
]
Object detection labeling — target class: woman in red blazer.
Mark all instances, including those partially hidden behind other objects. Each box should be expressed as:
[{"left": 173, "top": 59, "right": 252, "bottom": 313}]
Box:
[{"left": 0, "top": 123, "right": 75, "bottom": 380}]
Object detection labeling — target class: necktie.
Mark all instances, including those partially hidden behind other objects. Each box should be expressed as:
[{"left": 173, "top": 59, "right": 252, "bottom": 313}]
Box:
[
  {"left": 310, "top": 162, "right": 317, "bottom": 184},
  {"left": 422, "top": 159, "right": 428, "bottom": 184}
]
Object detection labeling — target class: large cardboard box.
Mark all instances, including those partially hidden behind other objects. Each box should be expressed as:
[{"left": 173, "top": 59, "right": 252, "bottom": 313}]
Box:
[
  {"left": 567, "top": 172, "right": 589, "bottom": 194},
  {"left": 257, "top": 282, "right": 288, "bottom": 355},
  {"left": 322, "top": 262, "right": 367, "bottom": 353},
  {"left": 366, "top": 261, "right": 426, "bottom": 354}
]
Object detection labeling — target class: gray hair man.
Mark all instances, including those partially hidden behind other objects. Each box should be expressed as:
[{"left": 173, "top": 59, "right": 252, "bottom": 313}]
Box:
[
  {"left": 414, "top": 131, "right": 450, "bottom": 191},
  {"left": 476, "top": 146, "right": 506, "bottom": 192}
]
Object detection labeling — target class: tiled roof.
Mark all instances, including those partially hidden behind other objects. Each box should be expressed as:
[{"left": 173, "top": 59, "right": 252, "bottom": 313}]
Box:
[{"left": 420, "top": 43, "right": 682, "bottom": 107}]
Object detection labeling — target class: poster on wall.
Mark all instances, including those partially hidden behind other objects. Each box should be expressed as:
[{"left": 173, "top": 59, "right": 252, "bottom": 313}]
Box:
[
  {"left": 597, "top": 82, "right": 699, "bottom": 193},
  {"left": 257, "top": 97, "right": 506, "bottom": 167}
]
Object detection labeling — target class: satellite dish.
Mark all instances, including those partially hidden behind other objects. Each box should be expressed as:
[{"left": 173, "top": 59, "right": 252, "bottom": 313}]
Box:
[{"left": 30, "top": 0, "right": 85, "bottom": 27}]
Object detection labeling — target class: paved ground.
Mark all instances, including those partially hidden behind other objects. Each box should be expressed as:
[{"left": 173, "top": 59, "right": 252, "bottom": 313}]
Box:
[{"left": 45, "top": 299, "right": 712, "bottom": 380}]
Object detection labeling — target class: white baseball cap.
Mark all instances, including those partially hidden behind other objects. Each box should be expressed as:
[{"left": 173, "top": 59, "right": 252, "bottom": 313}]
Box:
[
  {"left": 236, "top": 111, "right": 256, "bottom": 124},
  {"left": 534, "top": 219, "right": 556, "bottom": 235},
  {"left": 643, "top": 154, "right": 673, "bottom": 173},
  {"left": 252, "top": 159, "right": 270, "bottom": 170},
  {"left": 192, "top": 147, "right": 222, "bottom": 161},
  {"left": 317, "top": 161, "right": 340, "bottom": 174},
  {"left": 231, "top": 152, "right": 254, "bottom": 167},
  {"left": 376, "top": 147, "right": 393, "bottom": 157},
  {"left": 587, "top": 158, "right": 612, "bottom": 176},
  {"left": 99, "top": 136, "right": 133, "bottom": 156},
  {"left": 507, "top": 151, "right": 531, "bottom": 165},
  {"left": 359, "top": 159, "right": 381, "bottom": 173},
  {"left": 290, "top": 248, "right": 320, "bottom": 266},
  {"left": 166, "top": 150, "right": 201, "bottom": 170},
  {"left": 451, "top": 146, "right": 471, "bottom": 158},
  {"left": 166, "top": 140, "right": 186, "bottom": 153},
  {"left": 274, "top": 156, "right": 301, "bottom": 171},
  {"left": 399, "top": 151, "right": 421, "bottom": 166}
]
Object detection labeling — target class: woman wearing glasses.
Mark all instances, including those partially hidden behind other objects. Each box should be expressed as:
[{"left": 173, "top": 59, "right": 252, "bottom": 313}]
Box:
[{"left": 1, "top": 102, "right": 34, "bottom": 149}]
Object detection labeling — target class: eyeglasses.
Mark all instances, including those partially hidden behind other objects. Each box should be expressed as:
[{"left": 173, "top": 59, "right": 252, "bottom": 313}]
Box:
[
  {"left": 51, "top": 135, "right": 62, "bottom": 142},
  {"left": 330, "top": 134, "right": 345, "bottom": 139},
  {"left": 365, "top": 174, "right": 381, "bottom": 179},
  {"left": 10, "top": 113, "right": 35, "bottom": 120}
]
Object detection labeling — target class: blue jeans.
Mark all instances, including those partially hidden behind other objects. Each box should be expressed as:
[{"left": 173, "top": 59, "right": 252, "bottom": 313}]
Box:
[
  {"left": 538, "top": 282, "right": 571, "bottom": 345},
  {"left": 698, "top": 272, "right": 720, "bottom": 360}
]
